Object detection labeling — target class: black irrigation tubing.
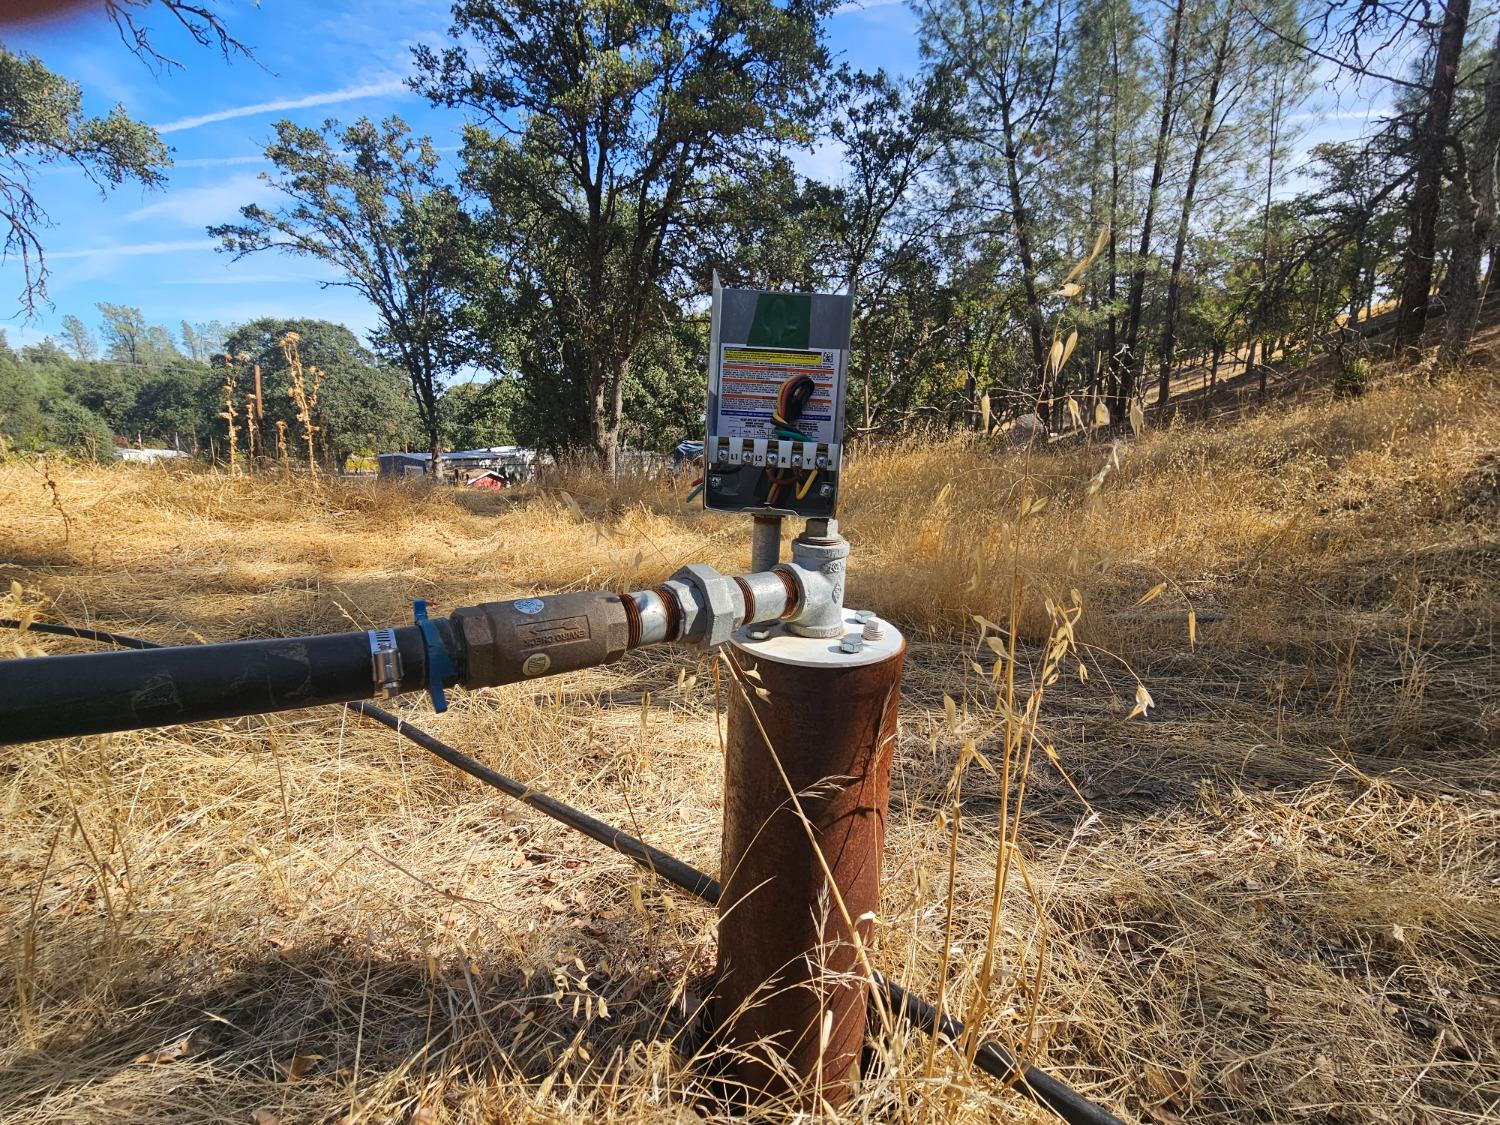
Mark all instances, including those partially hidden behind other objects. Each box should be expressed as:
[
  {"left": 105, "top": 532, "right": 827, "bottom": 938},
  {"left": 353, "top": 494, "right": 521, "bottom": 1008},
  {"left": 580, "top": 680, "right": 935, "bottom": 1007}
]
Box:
[
  {"left": 348, "top": 700, "right": 721, "bottom": 904},
  {"left": 1, "top": 617, "right": 1124, "bottom": 1125},
  {"left": 0, "top": 617, "right": 163, "bottom": 650}
]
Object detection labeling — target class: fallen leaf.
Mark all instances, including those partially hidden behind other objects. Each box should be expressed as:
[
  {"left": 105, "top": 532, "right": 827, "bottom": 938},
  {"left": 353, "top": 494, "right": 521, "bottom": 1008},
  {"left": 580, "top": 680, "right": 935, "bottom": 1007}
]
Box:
[
  {"left": 281, "top": 1053, "right": 320, "bottom": 1081},
  {"left": 1135, "top": 581, "right": 1167, "bottom": 607},
  {"left": 250, "top": 1111, "right": 281, "bottom": 1125},
  {"left": 1223, "top": 1062, "right": 1250, "bottom": 1098},
  {"left": 133, "top": 1034, "right": 199, "bottom": 1065}
]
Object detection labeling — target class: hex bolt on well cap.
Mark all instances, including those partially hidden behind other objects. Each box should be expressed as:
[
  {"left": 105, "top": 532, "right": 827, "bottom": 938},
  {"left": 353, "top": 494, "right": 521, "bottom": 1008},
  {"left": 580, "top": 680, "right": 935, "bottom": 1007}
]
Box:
[
  {"left": 861, "top": 618, "right": 885, "bottom": 641},
  {"left": 839, "top": 634, "right": 865, "bottom": 654}
]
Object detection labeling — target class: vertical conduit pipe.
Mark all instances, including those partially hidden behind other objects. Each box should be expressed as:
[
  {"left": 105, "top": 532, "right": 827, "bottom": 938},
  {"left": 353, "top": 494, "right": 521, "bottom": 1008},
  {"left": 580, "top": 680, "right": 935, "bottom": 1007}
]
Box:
[{"left": 749, "top": 514, "right": 784, "bottom": 573}]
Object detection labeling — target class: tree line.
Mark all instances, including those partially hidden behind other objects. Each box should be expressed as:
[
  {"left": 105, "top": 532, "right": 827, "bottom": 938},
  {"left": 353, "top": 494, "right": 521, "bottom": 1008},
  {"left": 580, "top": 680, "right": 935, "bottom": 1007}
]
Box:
[
  {"left": 0, "top": 307, "right": 544, "bottom": 467},
  {"left": 6, "top": 0, "right": 1500, "bottom": 472}
]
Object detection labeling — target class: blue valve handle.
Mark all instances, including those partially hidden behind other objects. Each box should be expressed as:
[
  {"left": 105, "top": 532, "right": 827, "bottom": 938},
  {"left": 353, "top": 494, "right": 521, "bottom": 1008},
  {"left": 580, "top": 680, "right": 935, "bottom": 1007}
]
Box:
[{"left": 413, "top": 599, "right": 454, "bottom": 713}]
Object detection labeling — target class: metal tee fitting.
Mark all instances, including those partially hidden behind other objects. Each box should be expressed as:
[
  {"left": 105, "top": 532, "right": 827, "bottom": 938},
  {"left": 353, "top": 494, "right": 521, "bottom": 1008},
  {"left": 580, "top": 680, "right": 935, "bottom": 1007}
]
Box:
[
  {"left": 454, "top": 592, "right": 630, "bottom": 687},
  {"left": 782, "top": 519, "right": 849, "bottom": 638}
]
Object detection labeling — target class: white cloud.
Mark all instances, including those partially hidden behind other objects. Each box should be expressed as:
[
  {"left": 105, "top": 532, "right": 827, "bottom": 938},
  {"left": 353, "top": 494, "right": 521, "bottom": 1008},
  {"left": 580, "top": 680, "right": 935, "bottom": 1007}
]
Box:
[
  {"left": 1289, "top": 106, "right": 1392, "bottom": 124},
  {"left": 153, "top": 78, "right": 409, "bottom": 135},
  {"left": 126, "top": 174, "right": 271, "bottom": 225},
  {"left": 172, "top": 154, "right": 268, "bottom": 169},
  {"left": 42, "top": 240, "right": 219, "bottom": 261},
  {"left": 834, "top": 0, "right": 908, "bottom": 13}
]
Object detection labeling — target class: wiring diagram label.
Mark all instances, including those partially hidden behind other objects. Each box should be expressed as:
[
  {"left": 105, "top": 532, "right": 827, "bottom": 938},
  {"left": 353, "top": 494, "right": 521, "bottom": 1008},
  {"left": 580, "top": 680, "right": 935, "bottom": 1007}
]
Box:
[{"left": 715, "top": 345, "right": 841, "bottom": 443}]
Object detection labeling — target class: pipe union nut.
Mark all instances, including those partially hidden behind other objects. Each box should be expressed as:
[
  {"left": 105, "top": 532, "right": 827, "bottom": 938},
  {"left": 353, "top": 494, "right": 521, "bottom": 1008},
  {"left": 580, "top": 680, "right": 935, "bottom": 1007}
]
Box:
[{"left": 670, "top": 563, "right": 745, "bottom": 648}]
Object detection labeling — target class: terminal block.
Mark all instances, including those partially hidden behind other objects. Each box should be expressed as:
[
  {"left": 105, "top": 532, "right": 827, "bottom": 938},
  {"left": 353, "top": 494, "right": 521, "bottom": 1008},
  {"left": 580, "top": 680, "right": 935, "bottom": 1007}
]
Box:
[{"left": 703, "top": 437, "right": 841, "bottom": 517}]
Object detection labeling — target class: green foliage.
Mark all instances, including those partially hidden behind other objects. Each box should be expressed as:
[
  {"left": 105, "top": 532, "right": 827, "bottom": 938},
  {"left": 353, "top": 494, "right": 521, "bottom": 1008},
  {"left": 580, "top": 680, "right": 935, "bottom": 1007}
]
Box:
[
  {"left": 0, "top": 347, "right": 46, "bottom": 447},
  {"left": 0, "top": 307, "right": 427, "bottom": 463},
  {"left": 620, "top": 318, "right": 707, "bottom": 452},
  {"left": 96, "top": 303, "right": 183, "bottom": 368},
  {"left": 416, "top": 0, "right": 835, "bottom": 465},
  {"left": 222, "top": 318, "right": 421, "bottom": 467},
  {"left": 128, "top": 363, "right": 212, "bottom": 447},
  {"left": 45, "top": 399, "right": 117, "bottom": 461},
  {"left": 0, "top": 49, "right": 169, "bottom": 316},
  {"left": 4, "top": 0, "right": 1455, "bottom": 454},
  {"left": 212, "top": 117, "right": 466, "bottom": 463},
  {"left": 61, "top": 361, "right": 143, "bottom": 431},
  {"left": 443, "top": 379, "right": 522, "bottom": 451},
  {"left": 1334, "top": 356, "right": 1371, "bottom": 398},
  {"left": 59, "top": 314, "right": 98, "bottom": 361}
]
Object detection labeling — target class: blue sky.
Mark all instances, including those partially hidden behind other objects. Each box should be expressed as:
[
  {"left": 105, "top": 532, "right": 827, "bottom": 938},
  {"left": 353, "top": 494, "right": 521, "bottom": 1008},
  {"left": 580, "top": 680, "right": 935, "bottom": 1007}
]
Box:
[{"left": 1, "top": 0, "right": 1370, "bottom": 354}]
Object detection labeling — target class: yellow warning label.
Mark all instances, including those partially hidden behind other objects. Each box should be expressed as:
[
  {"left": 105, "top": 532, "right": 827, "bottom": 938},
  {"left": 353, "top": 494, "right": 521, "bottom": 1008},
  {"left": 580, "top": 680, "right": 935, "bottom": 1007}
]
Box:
[{"left": 723, "top": 348, "right": 822, "bottom": 366}]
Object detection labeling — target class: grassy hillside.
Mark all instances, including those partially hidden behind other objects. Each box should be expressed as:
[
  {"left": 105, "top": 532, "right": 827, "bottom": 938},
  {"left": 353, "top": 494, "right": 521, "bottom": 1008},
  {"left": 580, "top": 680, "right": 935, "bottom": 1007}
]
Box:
[{"left": 1, "top": 340, "right": 1496, "bottom": 1123}]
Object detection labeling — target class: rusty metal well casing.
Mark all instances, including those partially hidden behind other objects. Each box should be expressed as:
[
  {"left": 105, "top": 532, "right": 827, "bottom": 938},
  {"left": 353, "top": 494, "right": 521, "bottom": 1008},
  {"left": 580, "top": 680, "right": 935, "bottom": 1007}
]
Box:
[
  {"left": 715, "top": 619, "right": 904, "bottom": 1107},
  {"left": 454, "top": 592, "right": 630, "bottom": 688}
]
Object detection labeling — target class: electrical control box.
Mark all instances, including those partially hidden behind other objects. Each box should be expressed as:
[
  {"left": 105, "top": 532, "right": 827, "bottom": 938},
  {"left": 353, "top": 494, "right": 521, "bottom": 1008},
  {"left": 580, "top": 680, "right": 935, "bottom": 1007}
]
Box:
[{"left": 703, "top": 276, "right": 854, "bottom": 517}]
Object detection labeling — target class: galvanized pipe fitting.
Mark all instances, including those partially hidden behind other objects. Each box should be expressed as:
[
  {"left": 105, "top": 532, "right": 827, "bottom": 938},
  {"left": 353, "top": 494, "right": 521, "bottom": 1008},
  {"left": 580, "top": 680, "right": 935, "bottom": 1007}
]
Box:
[
  {"left": 669, "top": 563, "right": 748, "bottom": 648},
  {"left": 749, "top": 514, "right": 783, "bottom": 573},
  {"left": 735, "top": 570, "right": 794, "bottom": 626},
  {"left": 782, "top": 518, "right": 849, "bottom": 639}
]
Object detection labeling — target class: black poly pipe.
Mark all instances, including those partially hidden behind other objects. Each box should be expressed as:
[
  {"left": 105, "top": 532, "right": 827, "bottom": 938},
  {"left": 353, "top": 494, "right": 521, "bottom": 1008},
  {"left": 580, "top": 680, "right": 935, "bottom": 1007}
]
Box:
[
  {"left": 0, "top": 626, "right": 434, "bottom": 745},
  {"left": 0, "top": 619, "right": 1124, "bottom": 1125}
]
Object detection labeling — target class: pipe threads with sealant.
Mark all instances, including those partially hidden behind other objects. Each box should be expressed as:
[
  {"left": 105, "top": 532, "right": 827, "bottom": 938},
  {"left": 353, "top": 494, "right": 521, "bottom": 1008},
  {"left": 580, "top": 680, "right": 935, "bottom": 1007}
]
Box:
[
  {"left": 772, "top": 569, "right": 799, "bottom": 618},
  {"left": 733, "top": 576, "right": 755, "bottom": 624},
  {"left": 619, "top": 593, "right": 643, "bottom": 649},
  {"left": 652, "top": 585, "right": 683, "bottom": 641}
]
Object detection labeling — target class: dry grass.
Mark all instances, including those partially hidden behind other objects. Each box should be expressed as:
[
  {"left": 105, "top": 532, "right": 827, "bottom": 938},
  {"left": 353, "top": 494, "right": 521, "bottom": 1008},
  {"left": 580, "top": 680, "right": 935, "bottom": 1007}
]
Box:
[{"left": 1, "top": 330, "right": 1498, "bottom": 1124}]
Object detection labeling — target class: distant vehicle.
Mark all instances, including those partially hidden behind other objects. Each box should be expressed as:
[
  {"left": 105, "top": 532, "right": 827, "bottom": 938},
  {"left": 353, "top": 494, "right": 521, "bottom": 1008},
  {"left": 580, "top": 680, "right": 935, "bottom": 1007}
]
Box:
[
  {"left": 378, "top": 446, "right": 537, "bottom": 482},
  {"left": 119, "top": 448, "right": 187, "bottom": 464},
  {"left": 377, "top": 451, "right": 431, "bottom": 478}
]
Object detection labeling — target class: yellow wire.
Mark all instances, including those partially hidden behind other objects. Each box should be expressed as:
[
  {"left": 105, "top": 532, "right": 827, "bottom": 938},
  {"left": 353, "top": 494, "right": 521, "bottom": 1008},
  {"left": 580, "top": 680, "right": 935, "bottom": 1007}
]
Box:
[{"left": 795, "top": 469, "right": 818, "bottom": 500}]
